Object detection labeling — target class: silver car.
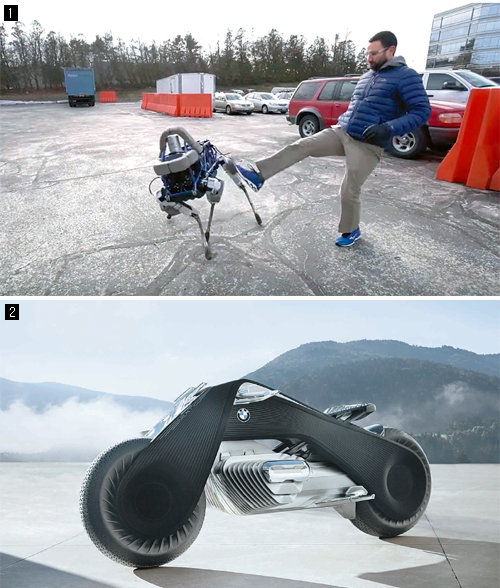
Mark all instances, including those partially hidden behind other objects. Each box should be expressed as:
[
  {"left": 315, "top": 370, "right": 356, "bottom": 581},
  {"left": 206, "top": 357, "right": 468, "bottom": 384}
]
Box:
[
  {"left": 420, "top": 69, "right": 497, "bottom": 104},
  {"left": 244, "top": 92, "right": 289, "bottom": 114},
  {"left": 213, "top": 92, "right": 254, "bottom": 115},
  {"left": 275, "top": 91, "right": 293, "bottom": 109}
]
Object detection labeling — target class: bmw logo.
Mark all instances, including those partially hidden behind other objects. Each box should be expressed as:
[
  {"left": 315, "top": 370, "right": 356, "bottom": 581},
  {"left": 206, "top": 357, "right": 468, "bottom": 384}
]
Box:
[{"left": 237, "top": 408, "right": 250, "bottom": 422}]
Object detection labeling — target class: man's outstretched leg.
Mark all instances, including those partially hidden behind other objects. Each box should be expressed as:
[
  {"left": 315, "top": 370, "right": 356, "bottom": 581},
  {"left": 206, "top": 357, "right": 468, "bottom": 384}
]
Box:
[{"left": 237, "top": 127, "right": 345, "bottom": 191}]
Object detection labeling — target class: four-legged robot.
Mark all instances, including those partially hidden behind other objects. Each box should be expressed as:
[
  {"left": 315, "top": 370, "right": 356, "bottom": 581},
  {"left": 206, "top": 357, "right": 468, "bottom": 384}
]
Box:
[{"left": 149, "top": 127, "right": 262, "bottom": 259}]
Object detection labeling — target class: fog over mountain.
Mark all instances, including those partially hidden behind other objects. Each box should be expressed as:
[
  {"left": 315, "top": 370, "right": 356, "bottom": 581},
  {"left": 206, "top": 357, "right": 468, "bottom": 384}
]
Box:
[
  {"left": 1, "top": 340, "right": 498, "bottom": 462},
  {"left": 0, "top": 378, "right": 173, "bottom": 461}
]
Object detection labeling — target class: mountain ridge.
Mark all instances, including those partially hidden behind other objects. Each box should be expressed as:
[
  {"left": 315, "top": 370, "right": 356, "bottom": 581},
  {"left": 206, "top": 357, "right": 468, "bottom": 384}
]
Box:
[{"left": 0, "top": 377, "right": 173, "bottom": 413}]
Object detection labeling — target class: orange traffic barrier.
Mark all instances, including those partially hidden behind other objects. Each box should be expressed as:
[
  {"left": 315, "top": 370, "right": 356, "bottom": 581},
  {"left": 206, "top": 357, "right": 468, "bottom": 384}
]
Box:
[
  {"left": 99, "top": 91, "right": 117, "bottom": 103},
  {"left": 436, "top": 88, "right": 500, "bottom": 191},
  {"left": 141, "top": 93, "right": 180, "bottom": 116},
  {"left": 490, "top": 167, "right": 500, "bottom": 192},
  {"left": 178, "top": 94, "right": 212, "bottom": 118},
  {"left": 141, "top": 93, "right": 212, "bottom": 118}
]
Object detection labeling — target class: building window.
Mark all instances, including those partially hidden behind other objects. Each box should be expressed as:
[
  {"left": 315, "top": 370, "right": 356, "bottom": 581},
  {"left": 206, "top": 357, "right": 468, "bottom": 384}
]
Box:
[
  {"left": 432, "top": 16, "right": 442, "bottom": 29},
  {"left": 477, "top": 20, "right": 500, "bottom": 34},
  {"left": 475, "top": 36, "right": 500, "bottom": 49},
  {"left": 441, "top": 9, "right": 473, "bottom": 27},
  {"left": 479, "top": 4, "right": 500, "bottom": 18},
  {"left": 471, "top": 51, "right": 500, "bottom": 64}
]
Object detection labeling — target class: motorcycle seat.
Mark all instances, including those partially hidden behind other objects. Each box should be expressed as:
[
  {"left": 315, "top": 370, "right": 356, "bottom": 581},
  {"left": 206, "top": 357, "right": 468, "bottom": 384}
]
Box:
[{"left": 323, "top": 403, "right": 375, "bottom": 422}]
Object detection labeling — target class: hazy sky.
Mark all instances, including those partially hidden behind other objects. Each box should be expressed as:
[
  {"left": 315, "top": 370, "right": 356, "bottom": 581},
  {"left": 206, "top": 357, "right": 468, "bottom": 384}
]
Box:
[
  {"left": 1, "top": 299, "right": 498, "bottom": 402},
  {"left": 5, "top": 0, "right": 480, "bottom": 71}
]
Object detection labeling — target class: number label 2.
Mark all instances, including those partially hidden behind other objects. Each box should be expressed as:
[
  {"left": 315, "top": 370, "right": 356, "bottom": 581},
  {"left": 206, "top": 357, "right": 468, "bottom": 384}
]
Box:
[{"left": 5, "top": 304, "right": 19, "bottom": 320}]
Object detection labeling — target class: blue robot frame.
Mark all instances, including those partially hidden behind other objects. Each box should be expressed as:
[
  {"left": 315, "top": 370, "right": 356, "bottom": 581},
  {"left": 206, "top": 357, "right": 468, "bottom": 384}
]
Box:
[{"left": 150, "top": 127, "right": 262, "bottom": 259}]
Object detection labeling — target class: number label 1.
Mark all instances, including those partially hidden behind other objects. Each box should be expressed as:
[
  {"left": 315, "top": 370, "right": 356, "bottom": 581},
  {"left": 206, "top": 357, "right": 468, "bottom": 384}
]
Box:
[{"left": 4, "top": 5, "right": 18, "bottom": 21}]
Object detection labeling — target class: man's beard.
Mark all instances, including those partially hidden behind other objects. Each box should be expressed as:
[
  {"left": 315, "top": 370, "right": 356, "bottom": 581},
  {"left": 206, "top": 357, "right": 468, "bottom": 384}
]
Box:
[{"left": 370, "top": 59, "right": 386, "bottom": 71}]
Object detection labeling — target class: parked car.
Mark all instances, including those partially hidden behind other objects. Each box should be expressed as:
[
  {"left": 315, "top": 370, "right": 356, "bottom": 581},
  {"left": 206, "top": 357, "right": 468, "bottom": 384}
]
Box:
[
  {"left": 230, "top": 89, "right": 245, "bottom": 95},
  {"left": 419, "top": 69, "right": 497, "bottom": 104},
  {"left": 213, "top": 92, "right": 254, "bottom": 115},
  {"left": 271, "top": 86, "right": 296, "bottom": 95},
  {"left": 244, "top": 92, "right": 289, "bottom": 114},
  {"left": 275, "top": 91, "right": 293, "bottom": 108},
  {"left": 286, "top": 77, "right": 466, "bottom": 158}
]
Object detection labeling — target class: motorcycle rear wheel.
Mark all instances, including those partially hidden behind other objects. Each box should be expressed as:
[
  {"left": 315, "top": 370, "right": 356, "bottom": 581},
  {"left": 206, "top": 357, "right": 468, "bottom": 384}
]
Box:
[
  {"left": 350, "top": 427, "right": 431, "bottom": 538},
  {"left": 80, "top": 437, "right": 206, "bottom": 568}
]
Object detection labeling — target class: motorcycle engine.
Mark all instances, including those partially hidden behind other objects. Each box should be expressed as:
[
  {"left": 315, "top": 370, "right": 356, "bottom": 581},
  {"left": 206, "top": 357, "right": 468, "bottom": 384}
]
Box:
[{"left": 205, "top": 440, "right": 357, "bottom": 516}]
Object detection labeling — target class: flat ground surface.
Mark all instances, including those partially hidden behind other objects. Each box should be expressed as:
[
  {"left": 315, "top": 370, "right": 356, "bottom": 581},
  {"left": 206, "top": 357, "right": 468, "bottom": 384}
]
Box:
[
  {"left": 0, "top": 463, "right": 498, "bottom": 588},
  {"left": 0, "top": 102, "right": 499, "bottom": 295}
]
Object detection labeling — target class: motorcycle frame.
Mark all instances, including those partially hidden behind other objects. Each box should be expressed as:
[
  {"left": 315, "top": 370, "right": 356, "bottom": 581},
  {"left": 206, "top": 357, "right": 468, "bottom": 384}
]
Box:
[{"left": 115, "top": 380, "right": 427, "bottom": 539}]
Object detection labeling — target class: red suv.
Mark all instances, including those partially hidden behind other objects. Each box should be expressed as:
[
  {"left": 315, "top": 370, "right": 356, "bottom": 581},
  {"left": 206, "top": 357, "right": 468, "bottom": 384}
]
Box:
[{"left": 287, "top": 77, "right": 465, "bottom": 158}]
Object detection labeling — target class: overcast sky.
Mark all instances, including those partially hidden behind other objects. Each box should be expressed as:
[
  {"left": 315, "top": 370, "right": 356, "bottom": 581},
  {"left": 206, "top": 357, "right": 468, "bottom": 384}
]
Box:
[
  {"left": 1, "top": 299, "right": 498, "bottom": 402},
  {"left": 5, "top": 0, "right": 482, "bottom": 71}
]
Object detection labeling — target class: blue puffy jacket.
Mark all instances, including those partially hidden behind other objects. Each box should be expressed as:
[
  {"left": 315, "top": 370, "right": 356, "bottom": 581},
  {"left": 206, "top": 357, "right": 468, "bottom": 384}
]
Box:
[{"left": 338, "top": 56, "right": 431, "bottom": 143}]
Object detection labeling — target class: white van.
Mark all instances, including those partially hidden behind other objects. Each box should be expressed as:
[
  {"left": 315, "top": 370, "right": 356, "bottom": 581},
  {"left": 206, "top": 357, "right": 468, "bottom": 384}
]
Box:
[{"left": 420, "top": 69, "right": 497, "bottom": 104}]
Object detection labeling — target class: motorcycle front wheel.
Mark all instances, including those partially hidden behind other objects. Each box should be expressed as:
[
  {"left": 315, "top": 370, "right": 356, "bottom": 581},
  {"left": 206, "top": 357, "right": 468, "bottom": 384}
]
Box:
[
  {"left": 80, "top": 437, "right": 206, "bottom": 568},
  {"left": 350, "top": 427, "right": 431, "bottom": 538}
]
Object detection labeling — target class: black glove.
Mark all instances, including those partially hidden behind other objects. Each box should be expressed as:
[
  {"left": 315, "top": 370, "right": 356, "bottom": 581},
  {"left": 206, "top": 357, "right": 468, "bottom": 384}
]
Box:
[{"left": 363, "top": 123, "right": 391, "bottom": 146}]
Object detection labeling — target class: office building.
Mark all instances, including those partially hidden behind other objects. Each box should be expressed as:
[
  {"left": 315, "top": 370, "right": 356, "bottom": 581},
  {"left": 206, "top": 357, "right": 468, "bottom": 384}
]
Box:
[{"left": 427, "top": 3, "right": 500, "bottom": 76}]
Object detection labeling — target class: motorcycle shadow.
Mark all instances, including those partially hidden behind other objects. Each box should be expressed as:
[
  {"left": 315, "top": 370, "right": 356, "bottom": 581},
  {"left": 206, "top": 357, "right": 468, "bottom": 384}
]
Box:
[
  {"left": 135, "top": 536, "right": 498, "bottom": 588},
  {"left": 361, "top": 536, "right": 498, "bottom": 587},
  {"left": 134, "top": 567, "right": 341, "bottom": 588}
]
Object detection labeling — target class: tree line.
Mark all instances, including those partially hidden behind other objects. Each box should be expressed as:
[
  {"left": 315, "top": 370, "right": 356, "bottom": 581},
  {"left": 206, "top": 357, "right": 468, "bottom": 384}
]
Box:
[
  {"left": 0, "top": 21, "right": 367, "bottom": 92},
  {"left": 414, "top": 419, "right": 499, "bottom": 463}
]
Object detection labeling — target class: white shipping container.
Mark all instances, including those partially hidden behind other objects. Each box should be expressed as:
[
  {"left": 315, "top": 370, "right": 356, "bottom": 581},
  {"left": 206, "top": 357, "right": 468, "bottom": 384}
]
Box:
[{"left": 156, "top": 73, "right": 216, "bottom": 94}]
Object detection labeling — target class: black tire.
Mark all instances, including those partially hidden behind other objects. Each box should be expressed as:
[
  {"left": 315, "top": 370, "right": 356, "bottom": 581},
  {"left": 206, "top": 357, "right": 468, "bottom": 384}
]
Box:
[
  {"left": 299, "top": 114, "right": 320, "bottom": 137},
  {"left": 387, "top": 127, "right": 427, "bottom": 159},
  {"left": 350, "top": 427, "right": 431, "bottom": 538},
  {"left": 262, "top": 104, "right": 269, "bottom": 114},
  {"left": 226, "top": 105, "right": 232, "bottom": 115},
  {"left": 80, "top": 437, "right": 206, "bottom": 568}
]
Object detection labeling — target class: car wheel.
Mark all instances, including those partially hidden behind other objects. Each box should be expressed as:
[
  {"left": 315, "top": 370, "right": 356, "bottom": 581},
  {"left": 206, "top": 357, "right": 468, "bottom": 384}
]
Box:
[
  {"left": 299, "top": 114, "right": 320, "bottom": 137},
  {"left": 225, "top": 105, "right": 232, "bottom": 115},
  {"left": 387, "top": 128, "right": 427, "bottom": 159},
  {"left": 262, "top": 104, "right": 269, "bottom": 114}
]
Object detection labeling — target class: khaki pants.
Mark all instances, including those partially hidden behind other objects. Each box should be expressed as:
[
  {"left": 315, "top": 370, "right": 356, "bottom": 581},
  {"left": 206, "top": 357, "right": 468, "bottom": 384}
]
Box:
[{"left": 255, "top": 125, "right": 383, "bottom": 233}]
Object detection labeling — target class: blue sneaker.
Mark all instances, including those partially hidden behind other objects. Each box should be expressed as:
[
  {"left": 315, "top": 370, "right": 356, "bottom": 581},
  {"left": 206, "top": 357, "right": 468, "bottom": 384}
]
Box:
[
  {"left": 236, "top": 162, "right": 264, "bottom": 192},
  {"left": 335, "top": 228, "right": 361, "bottom": 247}
]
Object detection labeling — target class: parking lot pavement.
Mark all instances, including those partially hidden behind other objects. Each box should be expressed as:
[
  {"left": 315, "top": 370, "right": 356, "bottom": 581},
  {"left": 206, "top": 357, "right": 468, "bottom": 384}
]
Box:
[{"left": 1, "top": 102, "right": 498, "bottom": 296}]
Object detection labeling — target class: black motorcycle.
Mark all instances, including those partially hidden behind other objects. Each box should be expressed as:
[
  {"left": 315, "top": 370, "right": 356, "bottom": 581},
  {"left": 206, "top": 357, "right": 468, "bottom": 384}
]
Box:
[{"left": 80, "top": 380, "right": 431, "bottom": 568}]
